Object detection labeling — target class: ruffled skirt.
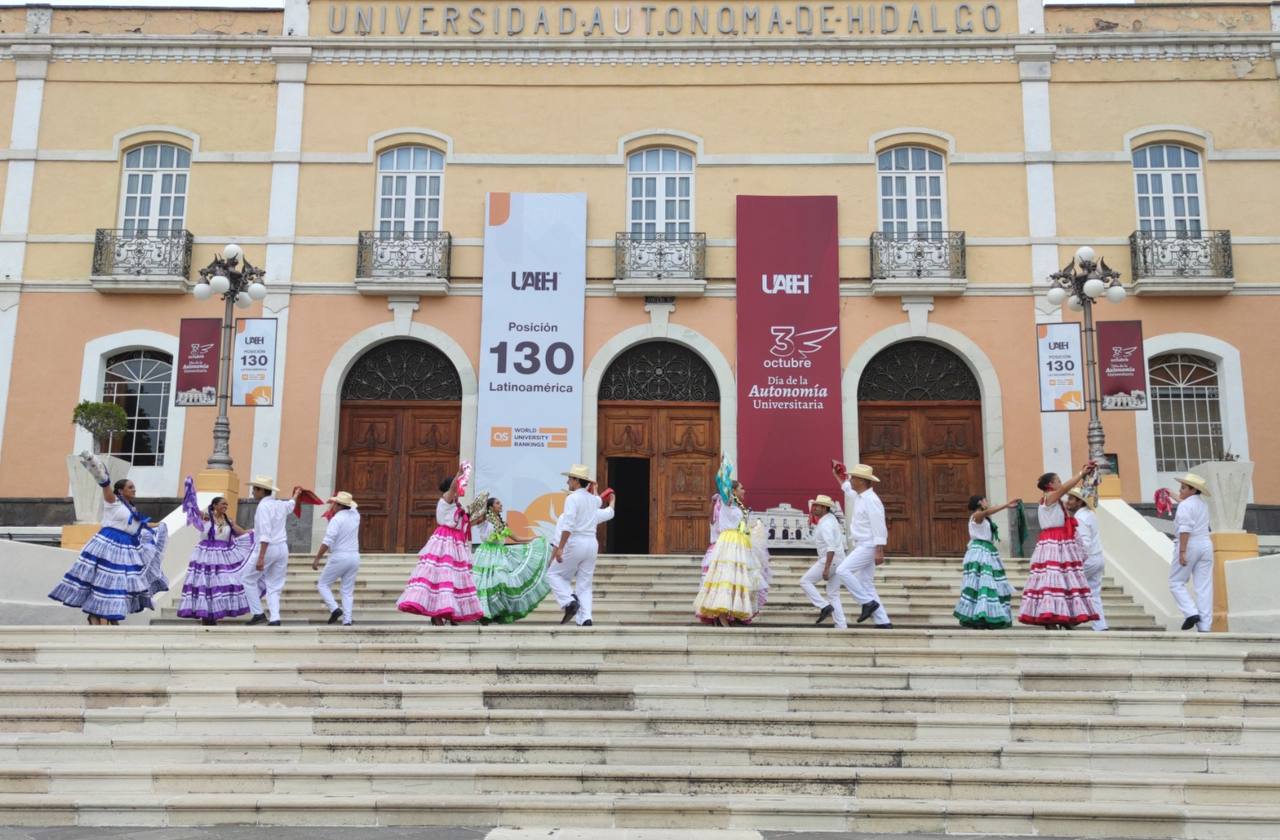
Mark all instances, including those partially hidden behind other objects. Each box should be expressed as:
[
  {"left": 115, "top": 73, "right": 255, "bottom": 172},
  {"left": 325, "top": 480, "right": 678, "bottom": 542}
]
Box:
[
  {"left": 48, "top": 525, "right": 168, "bottom": 621},
  {"left": 954, "top": 539, "right": 1014, "bottom": 628},
  {"left": 473, "top": 536, "right": 552, "bottom": 624},
  {"left": 396, "top": 524, "right": 484, "bottom": 622},
  {"left": 1017, "top": 526, "right": 1098, "bottom": 627},
  {"left": 693, "top": 524, "right": 771, "bottom": 623},
  {"left": 176, "top": 533, "right": 256, "bottom": 621}
]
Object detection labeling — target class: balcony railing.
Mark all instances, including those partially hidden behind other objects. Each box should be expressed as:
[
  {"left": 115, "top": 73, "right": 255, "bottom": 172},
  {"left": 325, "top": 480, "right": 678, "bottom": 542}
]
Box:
[
  {"left": 870, "top": 230, "right": 966, "bottom": 280},
  {"left": 615, "top": 231, "right": 706, "bottom": 282},
  {"left": 92, "top": 228, "right": 193, "bottom": 278},
  {"left": 356, "top": 230, "right": 451, "bottom": 279},
  {"left": 1129, "top": 230, "right": 1233, "bottom": 279}
]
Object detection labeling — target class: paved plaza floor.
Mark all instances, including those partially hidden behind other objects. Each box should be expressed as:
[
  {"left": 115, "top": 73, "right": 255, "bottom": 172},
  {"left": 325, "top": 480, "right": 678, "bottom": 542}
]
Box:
[{"left": 0, "top": 828, "right": 1115, "bottom": 840}]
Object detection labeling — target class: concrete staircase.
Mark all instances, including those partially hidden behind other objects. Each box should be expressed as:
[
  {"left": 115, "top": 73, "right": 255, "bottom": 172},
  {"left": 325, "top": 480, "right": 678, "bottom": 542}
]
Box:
[{"left": 2, "top": 553, "right": 1278, "bottom": 836}]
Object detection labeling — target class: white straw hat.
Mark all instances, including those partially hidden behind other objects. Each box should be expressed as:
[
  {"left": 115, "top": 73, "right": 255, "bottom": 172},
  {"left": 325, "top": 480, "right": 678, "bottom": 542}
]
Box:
[
  {"left": 561, "top": 464, "right": 593, "bottom": 483},
  {"left": 848, "top": 464, "right": 880, "bottom": 483},
  {"left": 1176, "top": 473, "right": 1211, "bottom": 496},
  {"left": 809, "top": 494, "right": 837, "bottom": 511},
  {"left": 248, "top": 475, "right": 280, "bottom": 493},
  {"left": 327, "top": 491, "right": 357, "bottom": 509}
]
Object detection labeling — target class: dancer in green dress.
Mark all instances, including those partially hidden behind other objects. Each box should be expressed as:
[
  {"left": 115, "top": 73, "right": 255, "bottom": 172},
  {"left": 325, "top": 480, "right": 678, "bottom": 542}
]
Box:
[
  {"left": 472, "top": 496, "right": 553, "bottom": 623},
  {"left": 953, "top": 494, "right": 1021, "bottom": 629}
]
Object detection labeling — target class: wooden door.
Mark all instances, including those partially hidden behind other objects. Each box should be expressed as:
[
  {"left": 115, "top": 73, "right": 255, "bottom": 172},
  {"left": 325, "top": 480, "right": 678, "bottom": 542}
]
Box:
[
  {"left": 336, "top": 401, "right": 460, "bottom": 553},
  {"left": 858, "top": 402, "right": 983, "bottom": 557},
  {"left": 598, "top": 402, "right": 719, "bottom": 554}
]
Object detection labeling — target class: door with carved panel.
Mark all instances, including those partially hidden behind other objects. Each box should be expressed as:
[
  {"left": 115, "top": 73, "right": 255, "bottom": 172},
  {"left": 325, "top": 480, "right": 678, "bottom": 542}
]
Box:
[
  {"left": 857, "top": 341, "right": 984, "bottom": 557},
  {"left": 336, "top": 340, "right": 463, "bottom": 554}
]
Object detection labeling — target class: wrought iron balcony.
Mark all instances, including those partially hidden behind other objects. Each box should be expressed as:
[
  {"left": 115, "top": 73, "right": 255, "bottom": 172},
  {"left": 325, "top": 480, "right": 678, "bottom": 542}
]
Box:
[
  {"left": 871, "top": 230, "right": 966, "bottom": 280},
  {"left": 355, "top": 230, "right": 452, "bottom": 296},
  {"left": 92, "top": 228, "right": 193, "bottom": 278},
  {"left": 614, "top": 231, "right": 707, "bottom": 296},
  {"left": 1129, "top": 230, "right": 1233, "bottom": 279}
]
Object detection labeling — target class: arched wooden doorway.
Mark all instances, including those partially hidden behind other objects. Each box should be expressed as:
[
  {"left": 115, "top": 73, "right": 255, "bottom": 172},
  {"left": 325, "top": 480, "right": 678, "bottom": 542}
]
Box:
[
  {"left": 597, "top": 341, "right": 720, "bottom": 555},
  {"left": 336, "top": 339, "right": 462, "bottom": 553},
  {"left": 858, "top": 340, "right": 984, "bottom": 557}
]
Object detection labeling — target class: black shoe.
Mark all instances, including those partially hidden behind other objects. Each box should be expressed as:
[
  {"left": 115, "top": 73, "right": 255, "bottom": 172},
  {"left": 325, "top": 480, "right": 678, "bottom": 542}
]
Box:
[
  {"left": 874, "top": 623, "right": 894, "bottom": 629},
  {"left": 561, "top": 597, "right": 580, "bottom": 625},
  {"left": 816, "top": 605, "right": 834, "bottom": 625},
  {"left": 856, "top": 601, "right": 880, "bottom": 624},
  {"left": 1182, "top": 615, "right": 1200, "bottom": 631},
  {"left": 581, "top": 620, "right": 593, "bottom": 627},
  {"left": 268, "top": 621, "right": 281, "bottom": 627},
  {"left": 328, "top": 609, "right": 343, "bottom": 625},
  {"left": 246, "top": 614, "right": 267, "bottom": 626}
]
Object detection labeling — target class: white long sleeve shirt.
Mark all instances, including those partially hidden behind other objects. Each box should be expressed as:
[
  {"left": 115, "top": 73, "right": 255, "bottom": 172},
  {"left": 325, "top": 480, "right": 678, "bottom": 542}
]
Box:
[
  {"left": 1175, "top": 493, "right": 1211, "bottom": 539},
  {"left": 1074, "top": 507, "right": 1102, "bottom": 559},
  {"left": 812, "top": 512, "right": 844, "bottom": 561},
  {"left": 842, "top": 481, "right": 888, "bottom": 548},
  {"left": 555, "top": 487, "right": 613, "bottom": 540},
  {"left": 321, "top": 508, "right": 361, "bottom": 560},
  {"left": 253, "top": 496, "right": 296, "bottom": 546}
]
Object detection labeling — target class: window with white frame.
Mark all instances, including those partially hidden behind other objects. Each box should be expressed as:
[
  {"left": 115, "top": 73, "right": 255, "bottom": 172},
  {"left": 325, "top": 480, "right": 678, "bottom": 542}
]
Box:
[
  {"left": 1133, "top": 144, "right": 1204, "bottom": 236},
  {"left": 627, "top": 148, "right": 694, "bottom": 237},
  {"left": 120, "top": 144, "right": 190, "bottom": 236},
  {"left": 1149, "top": 352, "right": 1225, "bottom": 473},
  {"left": 376, "top": 146, "right": 445, "bottom": 236},
  {"left": 877, "top": 146, "right": 946, "bottom": 235},
  {"left": 102, "top": 350, "right": 173, "bottom": 467}
]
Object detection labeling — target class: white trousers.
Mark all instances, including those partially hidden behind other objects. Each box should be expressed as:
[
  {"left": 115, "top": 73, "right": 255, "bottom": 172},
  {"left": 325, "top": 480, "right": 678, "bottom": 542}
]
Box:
[
  {"left": 1168, "top": 536, "right": 1214, "bottom": 632},
  {"left": 1083, "top": 553, "right": 1108, "bottom": 631},
  {"left": 829, "top": 544, "right": 889, "bottom": 629},
  {"left": 799, "top": 557, "right": 833, "bottom": 611},
  {"left": 317, "top": 554, "right": 360, "bottom": 624},
  {"left": 547, "top": 534, "right": 597, "bottom": 625},
  {"left": 242, "top": 542, "right": 289, "bottom": 622}
]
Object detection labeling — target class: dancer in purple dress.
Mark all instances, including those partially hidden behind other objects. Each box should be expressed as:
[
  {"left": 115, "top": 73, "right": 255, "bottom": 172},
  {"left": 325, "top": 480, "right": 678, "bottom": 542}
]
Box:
[{"left": 176, "top": 477, "right": 256, "bottom": 626}]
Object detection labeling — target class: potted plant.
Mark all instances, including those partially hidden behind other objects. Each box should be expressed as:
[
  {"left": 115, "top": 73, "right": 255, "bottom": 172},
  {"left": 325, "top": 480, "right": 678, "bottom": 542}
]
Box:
[{"left": 67, "top": 401, "right": 131, "bottom": 523}]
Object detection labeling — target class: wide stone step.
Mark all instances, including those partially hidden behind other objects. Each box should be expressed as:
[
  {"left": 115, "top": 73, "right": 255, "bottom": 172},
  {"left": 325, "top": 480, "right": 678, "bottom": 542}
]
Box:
[
  {"left": 0, "top": 791, "right": 1276, "bottom": 837},
  {"left": 4, "top": 762, "right": 1279, "bottom": 804}
]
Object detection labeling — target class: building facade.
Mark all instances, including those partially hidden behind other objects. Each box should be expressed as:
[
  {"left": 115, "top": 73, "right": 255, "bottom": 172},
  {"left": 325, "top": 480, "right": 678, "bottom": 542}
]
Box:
[{"left": 0, "top": 0, "right": 1275, "bottom": 553}]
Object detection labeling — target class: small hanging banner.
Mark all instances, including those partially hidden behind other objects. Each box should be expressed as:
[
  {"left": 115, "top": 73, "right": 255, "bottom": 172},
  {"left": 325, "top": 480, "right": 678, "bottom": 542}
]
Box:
[
  {"left": 1036, "top": 322, "right": 1084, "bottom": 412},
  {"left": 231, "top": 318, "right": 278, "bottom": 407},
  {"left": 175, "top": 317, "right": 221, "bottom": 406},
  {"left": 1097, "top": 320, "right": 1148, "bottom": 411}
]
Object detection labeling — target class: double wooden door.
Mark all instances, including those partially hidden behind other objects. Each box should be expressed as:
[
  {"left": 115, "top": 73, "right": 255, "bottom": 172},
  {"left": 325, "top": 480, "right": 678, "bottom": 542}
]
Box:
[
  {"left": 336, "top": 401, "right": 461, "bottom": 553},
  {"left": 597, "top": 403, "right": 719, "bottom": 555},
  {"left": 858, "top": 402, "right": 983, "bottom": 557}
]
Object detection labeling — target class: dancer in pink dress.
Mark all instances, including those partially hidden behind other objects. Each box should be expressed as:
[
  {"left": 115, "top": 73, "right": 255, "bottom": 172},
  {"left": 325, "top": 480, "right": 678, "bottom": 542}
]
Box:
[
  {"left": 1018, "top": 463, "right": 1099, "bottom": 629},
  {"left": 396, "top": 470, "right": 484, "bottom": 625}
]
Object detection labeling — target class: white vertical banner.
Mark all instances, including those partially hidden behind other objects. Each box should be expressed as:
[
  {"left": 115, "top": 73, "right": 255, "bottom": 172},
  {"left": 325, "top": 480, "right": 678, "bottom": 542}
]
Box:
[
  {"left": 1036, "top": 321, "right": 1084, "bottom": 412},
  {"left": 475, "top": 192, "right": 587, "bottom": 540},
  {"left": 231, "top": 317, "right": 279, "bottom": 407}
]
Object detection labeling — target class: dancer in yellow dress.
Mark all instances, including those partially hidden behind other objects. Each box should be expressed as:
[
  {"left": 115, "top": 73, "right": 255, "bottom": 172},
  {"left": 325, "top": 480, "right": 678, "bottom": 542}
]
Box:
[{"left": 693, "top": 460, "right": 770, "bottom": 626}]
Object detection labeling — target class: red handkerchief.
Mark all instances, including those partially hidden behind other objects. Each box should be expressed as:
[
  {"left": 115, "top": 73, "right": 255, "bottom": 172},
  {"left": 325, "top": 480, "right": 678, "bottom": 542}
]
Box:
[
  {"left": 600, "top": 488, "right": 615, "bottom": 504},
  {"left": 293, "top": 488, "right": 326, "bottom": 517}
]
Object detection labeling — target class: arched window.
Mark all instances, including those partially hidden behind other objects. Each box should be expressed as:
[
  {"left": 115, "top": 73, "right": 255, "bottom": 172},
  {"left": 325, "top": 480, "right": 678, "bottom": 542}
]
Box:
[
  {"left": 101, "top": 349, "right": 173, "bottom": 466},
  {"left": 376, "top": 146, "right": 445, "bottom": 235},
  {"left": 1149, "top": 352, "right": 1224, "bottom": 472},
  {"left": 858, "top": 341, "right": 979, "bottom": 401},
  {"left": 1133, "top": 144, "right": 1203, "bottom": 235},
  {"left": 627, "top": 148, "right": 693, "bottom": 237},
  {"left": 341, "top": 339, "right": 461, "bottom": 401},
  {"left": 877, "top": 146, "right": 945, "bottom": 235},
  {"left": 599, "top": 341, "right": 718, "bottom": 402},
  {"left": 120, "top": 143, "right": 190, "bottom": 235}
]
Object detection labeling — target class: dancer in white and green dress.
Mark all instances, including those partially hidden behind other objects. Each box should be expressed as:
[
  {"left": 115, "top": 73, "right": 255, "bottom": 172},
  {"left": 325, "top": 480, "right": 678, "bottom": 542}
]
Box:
[
  {"left": 953, "top": 494, "right": 1020, "bottom": 629},
  {"left": 472, "top": 496, "right": 553, "bottom": 624}
]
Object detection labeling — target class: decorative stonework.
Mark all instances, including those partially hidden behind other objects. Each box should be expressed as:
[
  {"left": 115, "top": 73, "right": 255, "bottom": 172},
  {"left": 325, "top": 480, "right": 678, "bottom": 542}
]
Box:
[
  {"left": 341, "top": 338, "right": 462, "bottom": 401},
  {"left": 599, "top": 341, "right": 719, "bottom": 402},
  {"left": 1190, "top": 460, "right": 1254, "bottom": 533}
]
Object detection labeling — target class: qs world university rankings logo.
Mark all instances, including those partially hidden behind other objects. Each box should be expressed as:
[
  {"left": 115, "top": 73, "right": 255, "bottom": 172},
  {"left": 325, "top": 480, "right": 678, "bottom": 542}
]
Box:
[{"left": 488, "top": 426, "right": 568, "bottom": 449}]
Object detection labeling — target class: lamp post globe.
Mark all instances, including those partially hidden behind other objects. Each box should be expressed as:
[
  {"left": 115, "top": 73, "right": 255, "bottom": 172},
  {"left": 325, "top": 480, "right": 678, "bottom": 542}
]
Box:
[
  {"left": 221, "top": 242, "right": 244, "bottom": 264},
  {"left": 247, "top": 281, "right": 268, "bottom": 301},
  {"left": 1106, "top": 284, "right": 1127, "bottom": 304},
  {"left": 234, "top": 291, "right": 252, "bottom": 309},
  {"left": 1083, "top": 277, "right": 1106, "bottom": 299},
  {"left": 209, "top": 274, "right": 231, "bottom": 295},
  {"left": 1075, "top": 245, "right": 1096, "bottom": 265},
  {"left": 1046, "top": 286, "right": 1068, "bottom": 307},
  {"left": 192, "top": 282, "right": 213, "bottom": 301},
  {"left": 1066, "top": 295, "right": 1084, "bottom": 312}
]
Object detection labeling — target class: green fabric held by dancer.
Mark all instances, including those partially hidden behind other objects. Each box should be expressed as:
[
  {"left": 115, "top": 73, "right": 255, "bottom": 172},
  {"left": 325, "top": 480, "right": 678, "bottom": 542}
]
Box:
[{"left": 471, "top": 494, "right": 553, "bottom": 624}]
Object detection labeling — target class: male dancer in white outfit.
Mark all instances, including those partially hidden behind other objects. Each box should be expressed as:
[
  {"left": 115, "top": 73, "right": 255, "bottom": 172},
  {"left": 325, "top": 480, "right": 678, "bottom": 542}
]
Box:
[
  {"left": 830, "top": 464, "right": 891, "bottom": 629},
  {"left": 549, "top": 464, "right": 616, "bottom": 627},
  {"left": 312, "top": 491, "right": 361, "bottom": 626},
  {"left": 1168, "top": 472, "right": 1214, "bottom": 632},
  {"left": 244, "top": 476, "right": 300, "bottom": 626},
  {"left": 800, "top": 494, "right": 844, "bottom": 625},
  {"left": 1067, "top": 488, "right": 1108, "bottom": 631}
]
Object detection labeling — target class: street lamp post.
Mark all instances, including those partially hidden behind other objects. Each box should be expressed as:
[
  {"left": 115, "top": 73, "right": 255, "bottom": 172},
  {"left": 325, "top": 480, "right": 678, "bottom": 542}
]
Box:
[
  {"left": 192, "top": 243, "right": 267, "bottom": 471},
  {"left": 1045, "top": 245, "right": 1127, "bottom": 472}
]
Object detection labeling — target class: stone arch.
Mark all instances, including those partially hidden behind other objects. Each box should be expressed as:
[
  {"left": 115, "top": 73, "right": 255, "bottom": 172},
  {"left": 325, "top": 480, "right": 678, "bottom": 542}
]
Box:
[
  {"left": 598, "top": 340, "right": 720, "bottom": 403},
  {"left": 858, "top": 340, "right": 981, "bottom": 402},
  {"left": 582, "top": 321, "right": 735, "bottom": 465}
]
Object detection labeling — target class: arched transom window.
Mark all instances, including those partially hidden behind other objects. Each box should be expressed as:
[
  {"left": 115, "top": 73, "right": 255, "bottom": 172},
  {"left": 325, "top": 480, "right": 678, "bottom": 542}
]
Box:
[
  {"left": 627, "top": 148, "right": 693, "bottom": 237},
  {"left": 1133, "top": 144, "right": 1204, "bottom": 236},
  {"left": 1149, "top": 352, "right": 1224, "bottom": 472},
  {"left": 877, "top": 146, "right": 946, "bottom": 235},
  {"left": 376, "top": 146, "right": 445, "bottom": 236},
  {"left": 120, "top": 143, "right": 190, "bottom": 236},
  {"left": 101, "top": 349, "right": 173, "bottom": 466}
]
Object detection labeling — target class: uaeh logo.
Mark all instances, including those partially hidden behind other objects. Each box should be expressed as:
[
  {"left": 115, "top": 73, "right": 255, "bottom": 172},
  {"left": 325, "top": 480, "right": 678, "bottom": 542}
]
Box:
[
  {"left": 511, "top": 270, "right": 558, "bottom": 291},
  {"left": 761, "top": 273, "right": 811, "bottom": 294}
]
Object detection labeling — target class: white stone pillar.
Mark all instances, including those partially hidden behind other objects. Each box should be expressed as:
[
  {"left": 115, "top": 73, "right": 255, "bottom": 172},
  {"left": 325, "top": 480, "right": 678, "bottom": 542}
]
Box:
[{"left": 250, "top": 47, "right": 310, "bottom": 481}]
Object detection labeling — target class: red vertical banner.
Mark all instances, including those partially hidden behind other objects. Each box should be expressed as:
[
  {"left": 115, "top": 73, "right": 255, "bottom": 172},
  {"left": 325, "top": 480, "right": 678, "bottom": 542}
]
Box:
[
  {"left": 1097, "top": 320, "right": 1148, "bottom": 411},
  {"left": 175, "top": 317, "right": 221, "bottom": 406},
  {"left": 736, "top": 195, "right": 843, "bottom": 510}
]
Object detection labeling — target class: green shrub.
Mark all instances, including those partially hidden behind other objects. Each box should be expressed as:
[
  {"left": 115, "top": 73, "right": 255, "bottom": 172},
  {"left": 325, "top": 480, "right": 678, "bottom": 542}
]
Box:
[{"left": 72, "top": 401, "right": 127, "bottom": 451}]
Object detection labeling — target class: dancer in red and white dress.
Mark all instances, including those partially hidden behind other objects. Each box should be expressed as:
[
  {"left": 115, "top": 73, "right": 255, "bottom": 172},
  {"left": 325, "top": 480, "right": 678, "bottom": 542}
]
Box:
[
  {"left": 1018, "top": 463, "right": 1099, "bottom": 628},
  {"left": 396, "top": 471, "right": 484, "bottom": 625}
]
